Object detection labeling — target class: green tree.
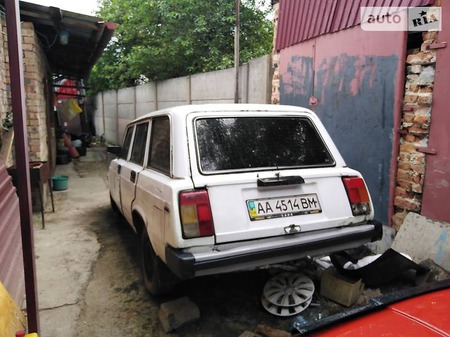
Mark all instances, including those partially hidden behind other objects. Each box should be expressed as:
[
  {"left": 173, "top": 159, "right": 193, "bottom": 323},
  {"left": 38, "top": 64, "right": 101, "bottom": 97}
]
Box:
[{"left": 89, "top": 0, "right": 273, "bottom": 93}]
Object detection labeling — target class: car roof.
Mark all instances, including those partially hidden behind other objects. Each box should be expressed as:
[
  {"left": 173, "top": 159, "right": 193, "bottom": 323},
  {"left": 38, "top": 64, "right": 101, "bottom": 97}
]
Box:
[{"left": 133, "top": 103, "right": 314, "bottom": 123}]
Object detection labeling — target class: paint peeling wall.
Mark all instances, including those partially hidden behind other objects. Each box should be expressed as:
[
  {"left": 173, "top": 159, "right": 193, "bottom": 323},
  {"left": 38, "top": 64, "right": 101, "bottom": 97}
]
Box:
[{"left": 279, "top": 27, "right": 406, "bottom": 224}]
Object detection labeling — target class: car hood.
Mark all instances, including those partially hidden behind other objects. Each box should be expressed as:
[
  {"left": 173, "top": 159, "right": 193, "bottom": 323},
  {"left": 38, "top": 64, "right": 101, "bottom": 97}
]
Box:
[{"left": 293, "top": 280, "right": 450, "bottom": 337}]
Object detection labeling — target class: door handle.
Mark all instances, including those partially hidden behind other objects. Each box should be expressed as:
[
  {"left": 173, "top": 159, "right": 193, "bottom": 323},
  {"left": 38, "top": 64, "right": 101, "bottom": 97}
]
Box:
[
  {"left": 117, "top": 165, "right": 121, "bottom": 174},
  {"left": 257, "top": 175, "right": 305, "bottom": 187},
  {"left": 130, "top": 171, "right": 137, "bottom": 183}
]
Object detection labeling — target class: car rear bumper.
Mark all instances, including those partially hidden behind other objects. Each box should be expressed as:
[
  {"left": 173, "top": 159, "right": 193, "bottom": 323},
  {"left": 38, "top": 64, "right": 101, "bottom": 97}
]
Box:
[{"left": 165, "top": 220, "right": 382, "bottom": 280}]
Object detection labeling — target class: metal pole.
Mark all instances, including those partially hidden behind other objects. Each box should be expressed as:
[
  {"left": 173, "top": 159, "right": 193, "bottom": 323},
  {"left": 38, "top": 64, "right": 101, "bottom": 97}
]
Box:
[
  {"left": 234, "top": 0, "right": 240, "bottom": 103},
  {"left": 4, "top": 0, "right": 40, "bottom": 333}
]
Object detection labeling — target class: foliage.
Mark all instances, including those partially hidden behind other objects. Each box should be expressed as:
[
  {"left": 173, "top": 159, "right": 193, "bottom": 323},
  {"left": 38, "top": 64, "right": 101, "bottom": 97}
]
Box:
[{"left": 88, "top": 0, "right": 273, "bottom": 93}]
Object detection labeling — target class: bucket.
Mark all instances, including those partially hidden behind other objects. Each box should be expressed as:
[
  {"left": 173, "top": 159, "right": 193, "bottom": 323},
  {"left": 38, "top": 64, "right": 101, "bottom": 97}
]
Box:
[{"left": 52, "top": 175, "right": 69, "bottom": 191}]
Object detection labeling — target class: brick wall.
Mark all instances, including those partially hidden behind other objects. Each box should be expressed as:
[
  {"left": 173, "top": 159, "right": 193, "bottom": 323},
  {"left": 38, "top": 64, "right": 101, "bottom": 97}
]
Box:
[
  {"left": 0, "top": 20, "right": 48, "bottom": 164},
  {"left": 22, "top": 22, "right": 48, "bottom": 162},
  {"left": 392, "top": 31, "right": 437, "bottom": 230}
]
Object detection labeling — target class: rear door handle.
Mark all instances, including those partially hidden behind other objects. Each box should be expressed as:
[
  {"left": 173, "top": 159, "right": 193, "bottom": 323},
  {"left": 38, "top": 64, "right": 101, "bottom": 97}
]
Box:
[
  {"left": 257, "top": 175, "right": 305, "bottom": 187},
  {"left": 130, "top": 170, "right": 137, "bottom": 183}
]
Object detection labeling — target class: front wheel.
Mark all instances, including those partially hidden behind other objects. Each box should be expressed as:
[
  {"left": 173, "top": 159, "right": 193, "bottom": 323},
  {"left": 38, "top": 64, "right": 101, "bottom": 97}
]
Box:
[{"left": 141, "top": 229, "right": 178, "bottom": 295}]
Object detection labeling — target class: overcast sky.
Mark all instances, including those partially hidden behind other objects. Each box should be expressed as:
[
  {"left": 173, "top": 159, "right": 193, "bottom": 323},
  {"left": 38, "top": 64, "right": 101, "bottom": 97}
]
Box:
[{"left": 23, "top": 0, "right": 99, "bottom": 16}]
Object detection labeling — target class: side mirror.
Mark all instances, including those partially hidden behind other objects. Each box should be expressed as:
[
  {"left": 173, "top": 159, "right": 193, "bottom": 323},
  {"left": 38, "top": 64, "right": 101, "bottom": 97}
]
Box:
[{"left": 107, "top": 145, "right": 122, "bottom": 156}]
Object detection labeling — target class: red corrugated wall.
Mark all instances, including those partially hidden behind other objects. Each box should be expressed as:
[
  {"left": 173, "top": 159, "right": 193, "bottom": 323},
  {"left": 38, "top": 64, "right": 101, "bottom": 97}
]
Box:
[
  {"left": 0, "top": 159, "right": 25, "bottom": 306},
  {"left": 276, "top": 0, "right": 435, "bottom": 51}
]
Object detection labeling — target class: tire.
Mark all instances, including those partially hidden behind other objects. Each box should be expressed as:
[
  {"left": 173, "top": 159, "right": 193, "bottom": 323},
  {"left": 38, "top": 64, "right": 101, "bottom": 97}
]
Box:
[
  {"left": 110, "top": 194, "right": 120, "bottom": 214},
  {"left": 140, "top": 228, "right": 178, "bottom": 295}
]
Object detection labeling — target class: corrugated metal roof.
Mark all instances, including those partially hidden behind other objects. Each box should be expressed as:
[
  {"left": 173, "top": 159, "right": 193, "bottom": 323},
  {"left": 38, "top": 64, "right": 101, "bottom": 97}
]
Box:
[
  {"left": 0, "top": 0, "right": 116, "bottom": 79},
  {"left": 0, "top": 160, "right": 24, "bottom": 305},
  {"left": 276, "top": 0, "right": 435, "bottom": 51}
]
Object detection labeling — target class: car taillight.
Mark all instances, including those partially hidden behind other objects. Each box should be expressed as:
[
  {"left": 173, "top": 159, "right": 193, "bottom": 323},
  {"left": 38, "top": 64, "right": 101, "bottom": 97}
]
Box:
[
  {"left": 342, "top": 177, "right": 371, "bottom": 216},
  {"left": 179, "top": 189, "right": 215, "bottom": 239}
]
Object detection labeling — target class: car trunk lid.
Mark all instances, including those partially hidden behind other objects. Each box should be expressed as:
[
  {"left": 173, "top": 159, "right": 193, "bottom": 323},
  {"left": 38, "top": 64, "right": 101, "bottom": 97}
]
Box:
[
  {"left": 191, "top": 168, "right": 365, "bottom": 243},
  {"left": 184, "top": 110, "right": 373, "bottom": 244}
]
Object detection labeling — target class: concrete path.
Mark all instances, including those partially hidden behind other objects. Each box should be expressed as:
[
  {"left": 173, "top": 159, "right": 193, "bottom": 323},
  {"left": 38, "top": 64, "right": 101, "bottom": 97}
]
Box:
[{"left": 34, "top": 147, "right": 109, "bottom": 337}]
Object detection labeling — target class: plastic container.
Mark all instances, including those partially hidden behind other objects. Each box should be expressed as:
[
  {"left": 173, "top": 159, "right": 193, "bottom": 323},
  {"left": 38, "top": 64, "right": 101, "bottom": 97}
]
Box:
[{"left": 52, "top": 175, "right": 69, "bottom": 191}]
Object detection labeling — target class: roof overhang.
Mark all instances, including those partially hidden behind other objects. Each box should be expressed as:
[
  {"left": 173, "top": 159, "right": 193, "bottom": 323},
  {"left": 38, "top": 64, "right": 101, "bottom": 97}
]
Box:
[{"left": 1, "top": 0, "right": 116, "bottom": 79}]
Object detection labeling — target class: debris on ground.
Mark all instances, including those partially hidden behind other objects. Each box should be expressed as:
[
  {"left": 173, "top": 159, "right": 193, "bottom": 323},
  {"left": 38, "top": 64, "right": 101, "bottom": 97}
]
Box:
[
  {"left": 239, "top": 324, "right": 292, "bottom": 337},
  {"left": 252, "top": 240, "right": 450, "bottom": 336}
]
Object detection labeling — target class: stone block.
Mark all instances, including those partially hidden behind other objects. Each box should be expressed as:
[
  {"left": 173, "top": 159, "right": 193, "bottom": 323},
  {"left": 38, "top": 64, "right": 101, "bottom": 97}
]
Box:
[
  {"left": 418, "top": 66, "right": 435, "bottom": 85},
  {"left": 394, "top": 196, "right": 420, "bottom": 212},
  {"left": 320, "top": 268, "right": 364, "bottom": 307},
  {"left": 417, "top": 93, "right": 433, "bottom": 105},
  {"left": 392, "top": 212, "right": 450, "bottom": 272},
  {"left": 239, "top": 332, "right": 262, "bottom": 337},
  {"left": 158, "top": 297, "right": 200, "bottom": 333},
  {"left": 254, "top": 325, "right": 291, "bottom": 337},
  {"left": 407, "top": 65, "right": 423, "bottom": 74},
  {"left": 406, "top": 51, "right": 436, "bottom": 65}
]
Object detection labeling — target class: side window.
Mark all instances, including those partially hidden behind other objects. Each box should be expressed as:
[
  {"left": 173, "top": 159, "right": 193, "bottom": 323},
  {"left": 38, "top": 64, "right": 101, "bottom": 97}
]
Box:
[
  {"left": 148, "top": 116, "right": 170, "bottom": 174},
  {"left": 130, "top": 122, "right": 149, "bottom": 165},
  {"left": 121, "top": 126, "right": 134, "bottom": 159}
]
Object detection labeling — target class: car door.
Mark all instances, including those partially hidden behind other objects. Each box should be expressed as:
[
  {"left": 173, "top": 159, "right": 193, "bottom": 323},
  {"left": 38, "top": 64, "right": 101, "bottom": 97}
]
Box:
[
  {"left": 109, "top": 126, "right": 134, "bottom": 211},
  {"left": 135, "top": 116, "right": 172, "bottom": 258},
  {"left": 120, "top": 121, "right": 149, "bottom": 225}
]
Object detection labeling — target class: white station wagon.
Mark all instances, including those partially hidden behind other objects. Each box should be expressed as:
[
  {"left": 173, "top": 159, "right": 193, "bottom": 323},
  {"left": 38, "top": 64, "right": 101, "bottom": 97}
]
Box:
[{"left": 107, "top": 104, "right": 381, "bottom": 294}]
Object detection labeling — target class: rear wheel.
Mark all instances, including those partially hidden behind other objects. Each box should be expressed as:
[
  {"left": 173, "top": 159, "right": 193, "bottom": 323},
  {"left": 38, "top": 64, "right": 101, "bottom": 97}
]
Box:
[{"left": 141, "top": 228, "right": 178, "bottom": 295}]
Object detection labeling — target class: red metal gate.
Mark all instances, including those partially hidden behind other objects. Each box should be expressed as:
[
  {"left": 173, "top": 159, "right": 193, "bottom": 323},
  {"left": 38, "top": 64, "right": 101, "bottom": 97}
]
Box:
[
  {"left": 421, "top": 1, "right": 450, "bottom": 223},
  {"left": 279, "top": 27, "right": 406, "bottom": 224}
]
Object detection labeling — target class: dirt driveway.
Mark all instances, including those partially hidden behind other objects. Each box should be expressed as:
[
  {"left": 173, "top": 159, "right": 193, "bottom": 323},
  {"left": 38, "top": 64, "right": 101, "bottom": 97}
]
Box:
[
  {"left": 75, "top": 204, "right": 291, "bottom": 337},
  {"left": 36, "top": 147, "right": 294, "bottom": 337},
  {"left": 36, "top": 146, "right": 449, "bottom": 337}
]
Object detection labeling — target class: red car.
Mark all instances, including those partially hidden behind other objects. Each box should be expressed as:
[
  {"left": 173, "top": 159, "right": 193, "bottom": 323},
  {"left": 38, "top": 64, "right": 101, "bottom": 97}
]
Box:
[{"left": 292, "top": 279, "right": 450, "bottom": 337}]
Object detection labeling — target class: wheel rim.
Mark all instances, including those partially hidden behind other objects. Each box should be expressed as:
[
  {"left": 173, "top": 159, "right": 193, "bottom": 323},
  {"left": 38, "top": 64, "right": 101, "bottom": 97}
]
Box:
[
  {"left": 263, "top": 272, "right": 315, "bottom": 307},
  {"left": 261, "top": 295, "right": 312, "bottom": 317},
  {"left": 261, "top": 272, "right": 315, "bottom": 316}
]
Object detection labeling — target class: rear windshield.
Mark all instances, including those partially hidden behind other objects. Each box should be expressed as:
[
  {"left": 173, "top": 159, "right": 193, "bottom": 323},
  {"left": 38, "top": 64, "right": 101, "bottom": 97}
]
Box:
[{"left": 195, "top": 116, "right": 334, "bottom": 173}]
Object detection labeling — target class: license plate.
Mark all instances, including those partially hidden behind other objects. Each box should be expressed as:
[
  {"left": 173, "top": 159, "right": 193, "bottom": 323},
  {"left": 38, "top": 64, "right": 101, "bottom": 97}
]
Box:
[{"left": 246, "top": 194, "right": 321, "bottom": 221}]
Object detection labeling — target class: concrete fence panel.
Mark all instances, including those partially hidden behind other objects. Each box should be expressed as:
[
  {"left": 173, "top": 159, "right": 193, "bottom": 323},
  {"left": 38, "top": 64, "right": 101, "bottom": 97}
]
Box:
[
  {"left": 157, "top": 76, "right": 190, "bottom": 110},
  {"left": 136, "top": 82, "right": 156, "bottom": 117},
  {"left": 191, "top": 67, "right": 237, "bottom": 104},
  {"left": 93, "top": 94, "right": 104, "bottom": 137},
  {"left": 102, "top": 90, "right": 118, "bottom": 144},
  {"left": 248, "top": 55, "right": 272, "bottom": 104},
  {"left": 95, "top": 55, "right": 272, "bottom": 144},
  {"left": 117, "top": 87, "right": 136, "bottom": 141}
]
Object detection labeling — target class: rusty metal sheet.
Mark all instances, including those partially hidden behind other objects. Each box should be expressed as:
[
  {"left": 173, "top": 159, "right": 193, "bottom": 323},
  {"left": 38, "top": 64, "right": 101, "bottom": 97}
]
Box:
[
  {"left": 0, "top": 160, "right": 24, "bottom": 305},
  {"left": 421, "top": 0, "right": 450, "bottom": 222},
  {"left": 276, "top": 0, "right": 435, "bottom": 51}
]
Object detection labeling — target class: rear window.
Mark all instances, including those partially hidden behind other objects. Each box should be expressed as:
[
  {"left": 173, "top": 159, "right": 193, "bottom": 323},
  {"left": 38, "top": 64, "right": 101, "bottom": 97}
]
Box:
[{"left": 195, "top": 117, "right": 334, "bottom": 173}]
